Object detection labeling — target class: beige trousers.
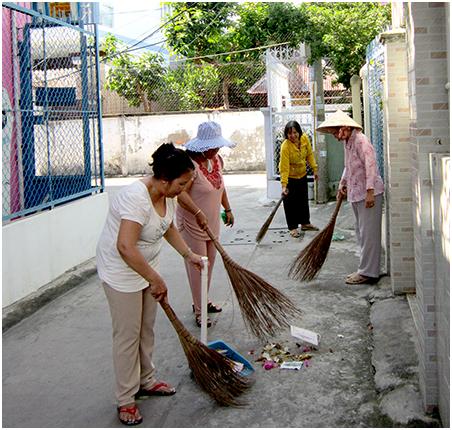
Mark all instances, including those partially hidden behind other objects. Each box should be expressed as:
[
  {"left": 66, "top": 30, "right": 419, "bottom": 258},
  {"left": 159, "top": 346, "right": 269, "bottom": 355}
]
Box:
[
  {"left": 103, "top": 283, "right": 158, "bottom": 407},
  {"left": 351, "top": 194, "right": 383, "bottom": 278}
]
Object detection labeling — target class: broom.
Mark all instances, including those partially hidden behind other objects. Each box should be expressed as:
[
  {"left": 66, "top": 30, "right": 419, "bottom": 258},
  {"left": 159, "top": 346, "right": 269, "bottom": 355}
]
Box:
[
  {"left": 159, "top": 301, "right": 250, "bottom": 406},
  {"left": 255, "top": 196, "right": 284, "bottom": 244},
  {"left": 288, "top": 194, "right": 344, "bottom": 282},
  {"left": 205, "top": 226, "right": 302, "bottom": 341}
]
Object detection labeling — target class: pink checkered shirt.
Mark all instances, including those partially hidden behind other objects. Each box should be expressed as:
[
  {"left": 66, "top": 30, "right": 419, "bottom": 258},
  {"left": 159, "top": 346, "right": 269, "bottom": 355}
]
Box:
[{"left": 339, "top": 129, "right": 384, "bottom": 203}]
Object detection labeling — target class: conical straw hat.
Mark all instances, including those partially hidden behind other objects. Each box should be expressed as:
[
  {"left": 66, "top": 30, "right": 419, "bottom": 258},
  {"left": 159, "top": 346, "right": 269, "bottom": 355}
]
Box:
[{"left": 316, "top": 109, "right": 362, "bottom": 133}]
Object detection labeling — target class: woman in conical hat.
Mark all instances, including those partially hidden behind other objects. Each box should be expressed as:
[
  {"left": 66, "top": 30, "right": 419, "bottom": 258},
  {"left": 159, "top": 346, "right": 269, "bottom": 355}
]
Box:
[{"left": 317, "top": 110, "right": 384, "bottom": 285}]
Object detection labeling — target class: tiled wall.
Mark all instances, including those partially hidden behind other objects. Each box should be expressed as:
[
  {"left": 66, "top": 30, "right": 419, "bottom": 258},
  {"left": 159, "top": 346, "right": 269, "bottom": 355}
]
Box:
[
  {"left": 381, "top": 29, "right": 415, "bottom": 294},
  {"left": 405, "top": 1, "right": 450, "bottom": 420}
]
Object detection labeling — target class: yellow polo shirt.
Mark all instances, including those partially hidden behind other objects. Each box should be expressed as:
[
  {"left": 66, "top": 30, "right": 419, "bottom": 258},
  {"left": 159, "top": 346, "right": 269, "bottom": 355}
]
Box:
[{"left": 279, "top": 134, "right": 318, "bottom": 187}]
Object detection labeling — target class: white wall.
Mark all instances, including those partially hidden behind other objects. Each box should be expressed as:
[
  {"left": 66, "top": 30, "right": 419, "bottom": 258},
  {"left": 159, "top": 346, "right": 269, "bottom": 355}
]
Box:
[
  {"left": 2, "top": 193, "right": 109, "bottom": 307},
  {"left": 102, "top": 110, "right": 266, "bottom": 175}
]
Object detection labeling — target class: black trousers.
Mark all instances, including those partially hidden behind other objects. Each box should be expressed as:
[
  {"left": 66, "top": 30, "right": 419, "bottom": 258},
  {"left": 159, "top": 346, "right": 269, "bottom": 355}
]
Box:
[{"left": 282, "top": 176, "right": 310, "bottom": 230}]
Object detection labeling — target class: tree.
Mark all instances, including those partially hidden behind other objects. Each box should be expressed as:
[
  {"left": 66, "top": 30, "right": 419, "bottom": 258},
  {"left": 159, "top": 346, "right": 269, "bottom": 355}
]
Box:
[
  {"left": 163, "top": 2, "right": 391, "bottom": 88},
  {"left": 100, "top": 34, "right": 165, "bottom": 111}
]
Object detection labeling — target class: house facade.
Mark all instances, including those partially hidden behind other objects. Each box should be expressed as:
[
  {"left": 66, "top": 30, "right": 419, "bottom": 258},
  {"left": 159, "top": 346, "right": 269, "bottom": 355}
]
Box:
[{"left": 361, "top": 2, "right": 449, "bottom": 425}]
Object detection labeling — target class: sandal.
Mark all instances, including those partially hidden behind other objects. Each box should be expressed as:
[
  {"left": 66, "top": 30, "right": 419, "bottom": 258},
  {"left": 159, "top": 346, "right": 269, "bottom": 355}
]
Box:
[
  {"left": 192, "top": 303, "right": 222, "bottom": 313},
  {"left": 136, "top": 381, "right": 176, "bottom": 398},
  {"left": 290, "top": 229, "right": 301, "bottom": 238},
  {"left": 117, "top": 404, "right": 143, "bottom": 426},
  {"left": 345, "top": 273, "right": 374, "bottom": 284},
  {"left": 207, "top": 302, "right": 222, "bottom": 313},
  {"left": 195, "top": 315, "right": 211, "bottom": 328},
  {"left": 301, "top": 224, "right": 319, "bottom": 231}
]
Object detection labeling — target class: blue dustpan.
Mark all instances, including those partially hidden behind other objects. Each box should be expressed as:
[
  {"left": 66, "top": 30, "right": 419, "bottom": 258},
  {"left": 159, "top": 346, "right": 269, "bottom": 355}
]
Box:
[{"left": 208, "top": 340, "right": 255, "bottom": 377}]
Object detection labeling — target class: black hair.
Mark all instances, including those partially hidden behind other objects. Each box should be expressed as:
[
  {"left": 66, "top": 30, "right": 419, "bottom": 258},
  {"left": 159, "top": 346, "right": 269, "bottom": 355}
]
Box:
[
  {"left": 150, "top": 143, "right": 194, "bottom": 181},
  {"left": 284, "top": 121, "right": 304, "bottom": 139}
]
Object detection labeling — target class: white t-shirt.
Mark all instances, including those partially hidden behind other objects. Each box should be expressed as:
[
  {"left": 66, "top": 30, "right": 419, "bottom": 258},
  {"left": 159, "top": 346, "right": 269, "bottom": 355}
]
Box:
[{"left": 96, "top": 180, "right": 176, "bottom": 293}]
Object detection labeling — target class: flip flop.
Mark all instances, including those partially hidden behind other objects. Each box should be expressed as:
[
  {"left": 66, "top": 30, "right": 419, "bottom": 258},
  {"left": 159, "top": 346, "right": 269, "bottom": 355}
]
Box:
[
  {"left": 117, "top": 404, "right": 143, "bottom": 426},
  {"left": 136, "top": 382, "right": 176, "bottom": 397},
  {"left": 301, "top": 224, "right": 319, "bottom": 231},
  {"left": 345, "top": 273, "right": 372, "bottom": 284},
  {"left": 290, "top": 230, "right": 301, "bottom": 238}
]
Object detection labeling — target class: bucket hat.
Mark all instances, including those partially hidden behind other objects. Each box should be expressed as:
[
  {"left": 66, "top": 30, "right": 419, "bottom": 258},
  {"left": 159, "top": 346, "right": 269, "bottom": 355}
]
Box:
[
  {"left": 316, "top": 109, "right": 362, "bottom": 133},
  {"left": 184, "top": 121, "right": 235, "bottom": 152}
]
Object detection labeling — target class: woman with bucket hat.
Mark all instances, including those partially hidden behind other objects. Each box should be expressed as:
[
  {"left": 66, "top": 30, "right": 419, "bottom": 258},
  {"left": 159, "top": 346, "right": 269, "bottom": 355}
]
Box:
[
  {"left": 176, "top": 121, "right": 235, "bottom": 327},
  {"left": 317, "top": 109, "right": 384, "bottom": 285}
]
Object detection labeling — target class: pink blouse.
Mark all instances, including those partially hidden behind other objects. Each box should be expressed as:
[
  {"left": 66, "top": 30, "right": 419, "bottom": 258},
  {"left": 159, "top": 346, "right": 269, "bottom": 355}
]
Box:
[
  {"left": 176, "top": 155, "right": 224, "bottom": 241},
  {"left": 339, "top": 129, "right": 384, "bottom": 203}
]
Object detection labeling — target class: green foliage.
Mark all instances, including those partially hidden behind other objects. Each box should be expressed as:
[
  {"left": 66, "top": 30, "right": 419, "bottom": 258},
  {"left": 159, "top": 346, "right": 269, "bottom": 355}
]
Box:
[
  {"left": 163, "top": 2, "right": 237, "bottom": 60},
  {"left": 295, "top": 2, "right": 392, "bottom": 86},
  {"left": 163, "top": 2, "right": 391, "bottom": 88},
  {"left": 159, "top": 62, "right": 220, "bottom": 111},
  {"left": 100, "top": 34, "right": 165, "bottom": 108}
]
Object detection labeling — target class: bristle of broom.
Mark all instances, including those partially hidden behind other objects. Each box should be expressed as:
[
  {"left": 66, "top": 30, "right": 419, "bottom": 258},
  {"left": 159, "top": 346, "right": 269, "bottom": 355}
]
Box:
[
  {"left": 206, "top": 227, "right": 302, "bottom": 340},
  {"left": 160, "top": 302, "right": 250, "bottom": 407},
  {"left": 255, "top": 196, "right": 284, "bottom": 244},
  {"left": 288, "top": 222, "right": 335, "bottom": 281},
  {"left": 222, "top": 258, "right": 302, "bottom": 340},
  {"left": 288, "top": 196, "right": 344, "bottom": 282}
]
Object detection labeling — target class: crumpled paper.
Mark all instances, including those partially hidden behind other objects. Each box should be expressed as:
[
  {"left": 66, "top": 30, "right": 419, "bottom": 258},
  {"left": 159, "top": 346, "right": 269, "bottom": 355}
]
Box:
[{"left": 256, "top": 342, "right": 314, "bottom": 369}]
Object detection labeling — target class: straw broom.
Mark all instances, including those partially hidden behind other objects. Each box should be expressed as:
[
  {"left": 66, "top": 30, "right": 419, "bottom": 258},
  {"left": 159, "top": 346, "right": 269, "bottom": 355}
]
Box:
[
  {"left": 159, "top": 301, "right": 250, "bottom": 406},
  {"left": 255, "top": 196, "right": 284, "bottom": 244},
  {"left": 205, "top": 226, "right": 302, "bottom": 341},
  {"left": 288, "top": 194, "right": 344, "bottom": 282}
]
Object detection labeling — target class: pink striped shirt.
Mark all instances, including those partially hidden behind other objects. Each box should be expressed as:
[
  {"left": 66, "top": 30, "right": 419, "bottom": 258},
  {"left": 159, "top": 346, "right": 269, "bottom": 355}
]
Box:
[{"left": 339, "top": 129, "right": 384, "bottom": 203}]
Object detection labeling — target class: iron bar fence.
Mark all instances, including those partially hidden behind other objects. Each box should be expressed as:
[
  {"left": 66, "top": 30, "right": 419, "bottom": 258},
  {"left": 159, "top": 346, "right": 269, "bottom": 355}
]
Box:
[
  {"left": 366, "top": 36, "right": 385, "bottom": 180},
  {"left": 2, "top": 3, "right": 103, "bottom": 223}
]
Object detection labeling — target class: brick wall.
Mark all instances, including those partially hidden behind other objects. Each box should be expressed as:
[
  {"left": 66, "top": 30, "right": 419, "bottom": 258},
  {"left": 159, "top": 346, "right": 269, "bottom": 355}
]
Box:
[
  {"left": 405, "top": 1, "right": 450, "bottom": 420},
  {"left": 381, "top": 29, "right": 415, "bottom": 294}
]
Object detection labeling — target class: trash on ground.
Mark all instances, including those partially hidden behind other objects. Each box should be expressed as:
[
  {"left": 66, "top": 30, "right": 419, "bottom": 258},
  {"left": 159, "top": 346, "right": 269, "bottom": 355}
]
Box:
[
  {"left": 290, "top": 325, "right": 320, "bottom": 346},
  {"left": 256, "top": 342, "right": 315, "bottom": 370},
  {"left": 332, "top": 232, "right": 345, "bottom": 241},
  {"left": 337, "top": 334, "right": 344, "bottom": 338},
  {"left": 280, "top": 361, "right": 303, "bottom": 370},
  {"left": 263, "top": 360, "right": 277, "bottom": 370}
]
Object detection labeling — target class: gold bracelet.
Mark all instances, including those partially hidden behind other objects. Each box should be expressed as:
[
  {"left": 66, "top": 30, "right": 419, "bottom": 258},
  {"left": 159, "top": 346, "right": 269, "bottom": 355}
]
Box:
[
  {"left": 181, "top": 248, "right": 191, "bottom": 258},
  {"left": 194, "top": 209, "right": 201, "bottom": 216}
]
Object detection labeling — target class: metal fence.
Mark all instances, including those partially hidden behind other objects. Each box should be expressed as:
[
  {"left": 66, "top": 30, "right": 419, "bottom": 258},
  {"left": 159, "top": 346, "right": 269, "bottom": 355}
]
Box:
[
  {"left": 2, "top": 3, "right": 103, "bottom": 223},
  {"left": 101, "top": 54, "right": 268, "bottom": 115},
  {"left": 265, "top": 44, "right": 351, "bottom": 179},
  {"left": 366, "top": 36, "right": 385, "bottom": 180}
]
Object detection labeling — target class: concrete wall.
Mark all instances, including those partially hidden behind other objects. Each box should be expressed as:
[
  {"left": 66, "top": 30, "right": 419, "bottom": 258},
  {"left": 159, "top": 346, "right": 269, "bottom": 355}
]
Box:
[
  {"left": 102, "top": 110, "right": 266, "bottom": 176},
  {"left": 381, "top": 29, "right": 415, "bottom": 294},
  {"left": 405, "top": 0, "right": 450, "bottom": 419},
  {"left": 2, "top": 193, "right": 109, "bottom": 307}
]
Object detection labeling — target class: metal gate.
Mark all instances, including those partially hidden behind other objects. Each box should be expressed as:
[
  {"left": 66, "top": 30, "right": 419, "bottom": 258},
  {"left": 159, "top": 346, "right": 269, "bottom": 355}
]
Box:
[
  {"left": 2, "top": 3, "right": 103, "bottom": 222},
  {"left": 366, "top": 37, "right": 385, "bottom": 180}
]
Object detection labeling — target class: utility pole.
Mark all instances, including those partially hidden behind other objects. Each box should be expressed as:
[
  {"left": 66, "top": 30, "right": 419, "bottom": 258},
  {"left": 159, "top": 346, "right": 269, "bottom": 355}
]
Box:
[{"left": 310, "top": 59, "right": 329, "bottom": 203}]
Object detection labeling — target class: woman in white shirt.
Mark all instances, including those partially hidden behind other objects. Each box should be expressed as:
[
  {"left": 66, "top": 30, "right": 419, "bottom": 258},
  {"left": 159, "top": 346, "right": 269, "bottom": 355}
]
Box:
[{"left": 96, "top": 143, "right": 203, "bottom": 426}]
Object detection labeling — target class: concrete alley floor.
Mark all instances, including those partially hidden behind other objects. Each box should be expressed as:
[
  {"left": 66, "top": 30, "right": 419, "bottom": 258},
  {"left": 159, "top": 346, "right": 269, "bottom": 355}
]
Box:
[{"left": 2, "top": 174, "right": 440, "bottom": 428}]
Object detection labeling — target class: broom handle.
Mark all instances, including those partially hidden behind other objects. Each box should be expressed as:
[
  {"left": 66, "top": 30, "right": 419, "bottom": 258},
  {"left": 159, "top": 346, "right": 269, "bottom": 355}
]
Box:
[
  {"left": 263, "top": 196, "right": 284, "bottom": 225},
  {"left": 160, "top": 301, "right": 192, "bottom": 341},
  {"left": 205, "top": 226, "right": 230, "bottom": 261},
  {"left": 331, "top": 193, "right": 344, "bottom": 220}
]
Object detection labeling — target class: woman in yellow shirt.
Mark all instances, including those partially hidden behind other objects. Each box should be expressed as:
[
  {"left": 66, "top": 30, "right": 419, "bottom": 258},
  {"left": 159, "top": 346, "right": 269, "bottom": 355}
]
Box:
[{"left": 279, "top": 120, "right": 319, "bottom": 238}]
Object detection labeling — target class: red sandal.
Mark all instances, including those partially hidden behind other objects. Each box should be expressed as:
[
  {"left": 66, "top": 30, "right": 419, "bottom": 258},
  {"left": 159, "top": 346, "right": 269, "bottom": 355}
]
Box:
[
  {"left": 117, "top": 404, "right": 143, "bottom": 426},
  {"left": 136, "top": 381, "right": 176, "bottom": 397}
]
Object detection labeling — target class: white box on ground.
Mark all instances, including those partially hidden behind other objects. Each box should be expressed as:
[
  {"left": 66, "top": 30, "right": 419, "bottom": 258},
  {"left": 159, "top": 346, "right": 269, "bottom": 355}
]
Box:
[{"left": 290, "top": 325, "right": 320, "bottom": 346}]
